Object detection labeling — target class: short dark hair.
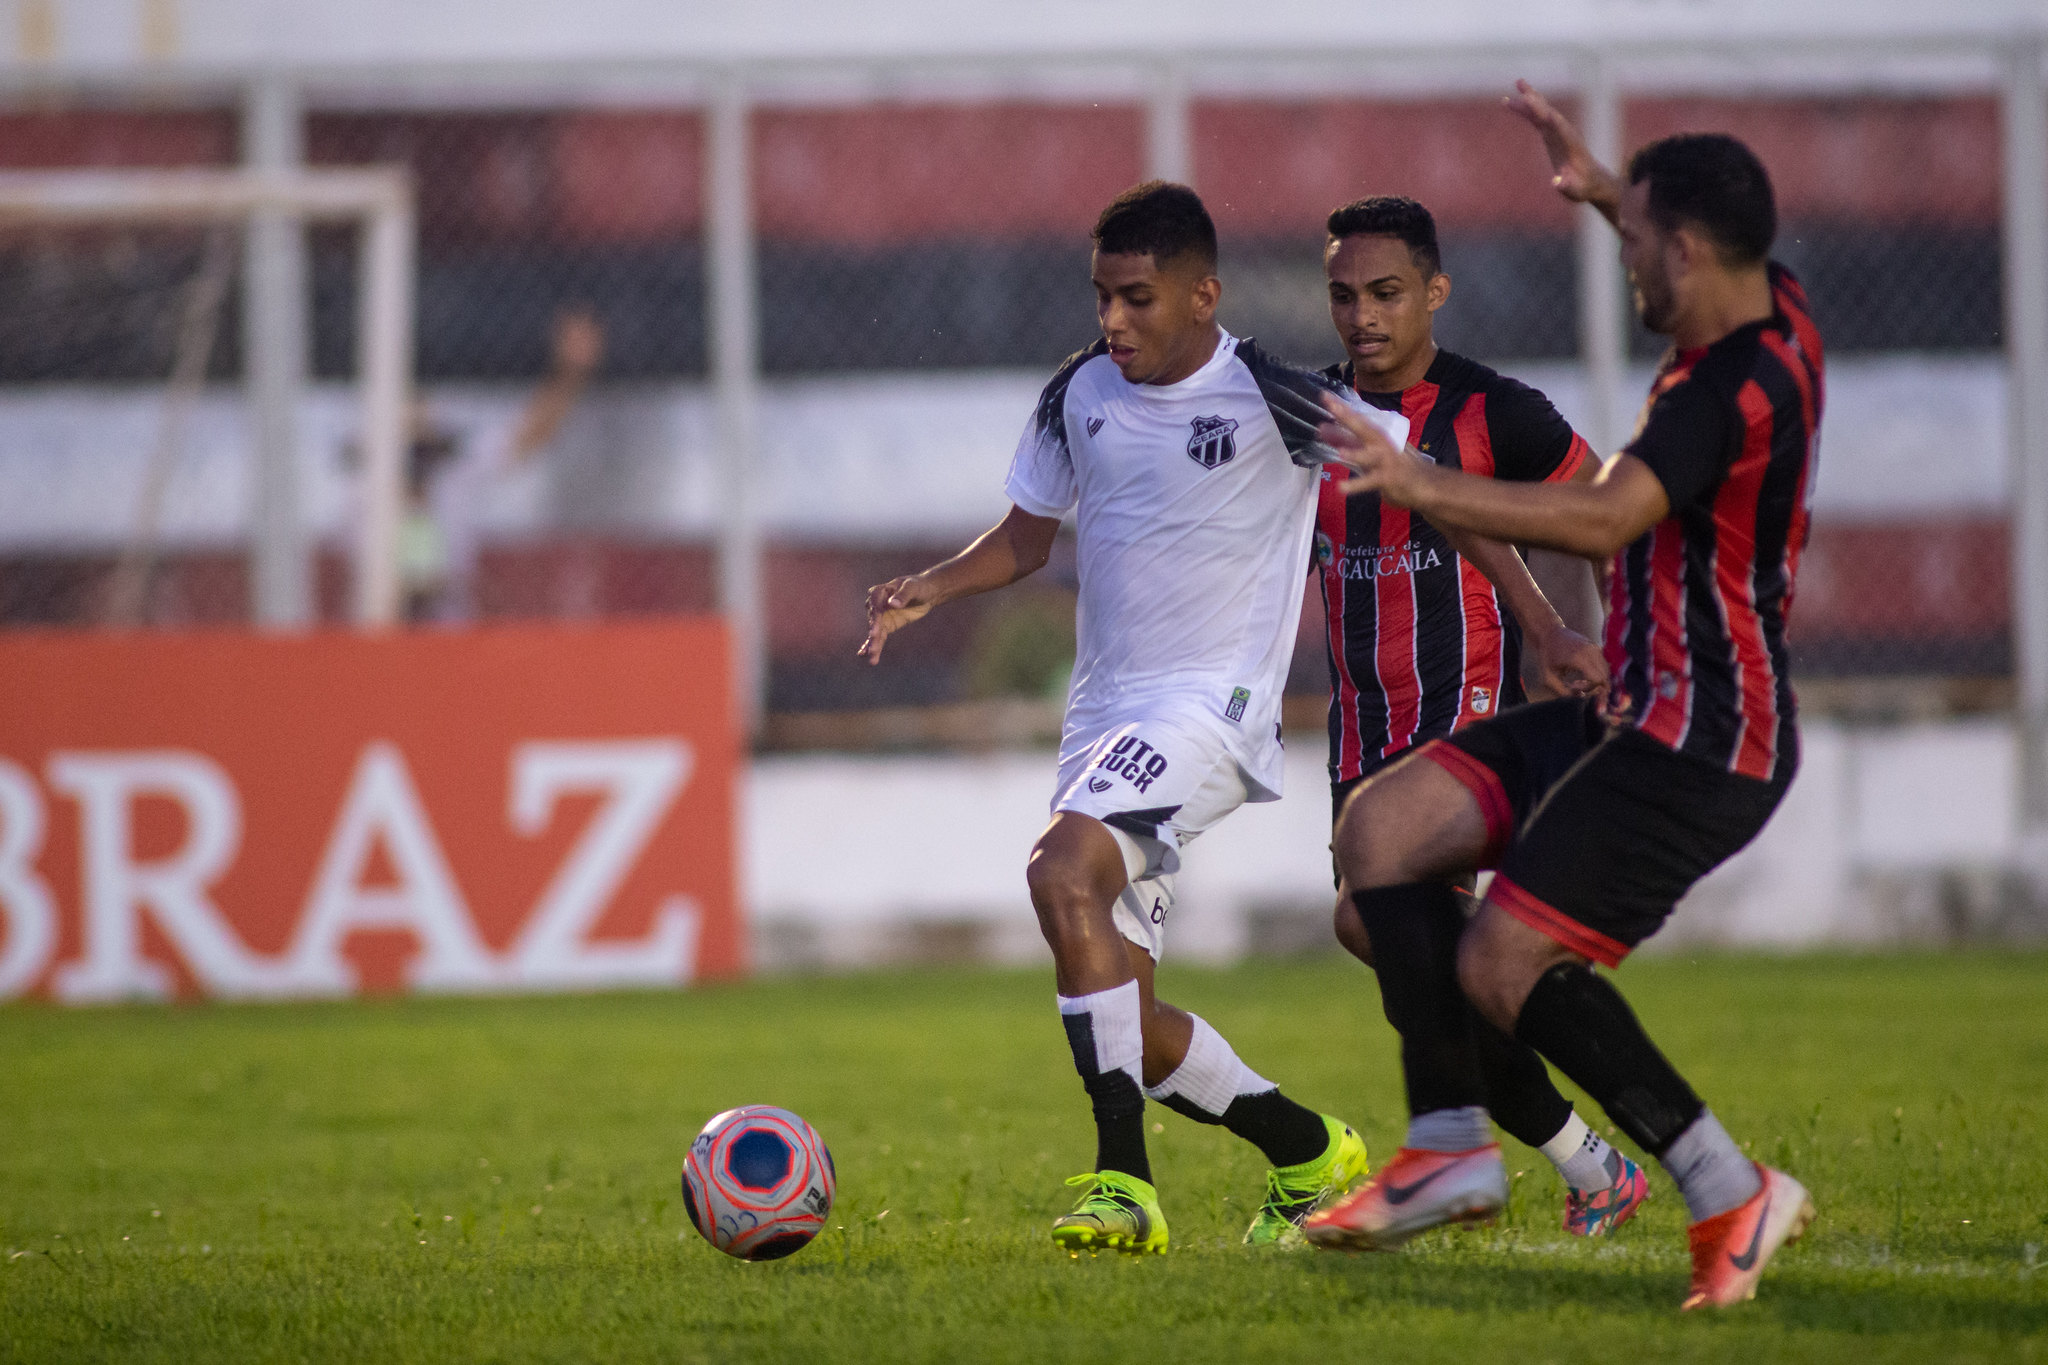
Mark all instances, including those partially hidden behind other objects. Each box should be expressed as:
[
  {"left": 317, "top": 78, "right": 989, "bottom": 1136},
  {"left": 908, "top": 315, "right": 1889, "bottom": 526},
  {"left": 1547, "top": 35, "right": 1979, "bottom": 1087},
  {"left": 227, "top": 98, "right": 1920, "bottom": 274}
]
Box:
[
  {"left": 1626, "top": 133, "right": 1776, "bottom": 265},
  {"left": 1093, "top": 181, "right": 1217, "bottom": 273},
  {"left": 1325, "top": 196, "right": 1442, "bottom": 278}
]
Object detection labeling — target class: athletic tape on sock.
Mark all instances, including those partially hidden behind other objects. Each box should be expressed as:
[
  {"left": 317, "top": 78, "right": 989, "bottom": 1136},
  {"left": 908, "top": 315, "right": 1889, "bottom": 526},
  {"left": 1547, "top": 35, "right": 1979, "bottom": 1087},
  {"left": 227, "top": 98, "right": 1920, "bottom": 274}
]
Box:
[
  {"left": 1539, "top": 1111, "right": 1592, "bottom": 1166},
  {"left": 1540, "top": 1111, "right": 1619, "bottom": 1194}
]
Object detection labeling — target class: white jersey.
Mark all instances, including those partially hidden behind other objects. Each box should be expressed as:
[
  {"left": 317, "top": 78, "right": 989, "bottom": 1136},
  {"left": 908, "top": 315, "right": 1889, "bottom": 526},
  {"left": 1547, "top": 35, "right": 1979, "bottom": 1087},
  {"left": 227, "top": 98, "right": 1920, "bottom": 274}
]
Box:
[{"left": 1005, "top": 329, "right": 1408, "bottom": 798}]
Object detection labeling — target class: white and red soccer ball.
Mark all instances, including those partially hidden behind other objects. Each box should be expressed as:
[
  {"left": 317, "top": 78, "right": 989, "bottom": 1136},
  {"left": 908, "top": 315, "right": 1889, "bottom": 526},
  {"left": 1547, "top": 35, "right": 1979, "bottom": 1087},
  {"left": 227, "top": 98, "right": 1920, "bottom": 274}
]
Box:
[{"left": 681, "top": 1105, "right": 836, "bottom": 1261}]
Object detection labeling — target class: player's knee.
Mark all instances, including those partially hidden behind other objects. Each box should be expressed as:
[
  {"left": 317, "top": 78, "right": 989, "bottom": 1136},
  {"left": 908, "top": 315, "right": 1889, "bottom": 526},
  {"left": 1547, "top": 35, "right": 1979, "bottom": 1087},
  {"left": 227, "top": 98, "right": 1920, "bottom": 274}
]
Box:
[
  {"left": 1334, "top": 786, "right": 1407, "bottom": 888},
  {"left": 1025, "top": 857, "right": 1107, "bottom": 946},
  {"left": 1332, "top": 894, "right": 1375, "bottom": 966}
]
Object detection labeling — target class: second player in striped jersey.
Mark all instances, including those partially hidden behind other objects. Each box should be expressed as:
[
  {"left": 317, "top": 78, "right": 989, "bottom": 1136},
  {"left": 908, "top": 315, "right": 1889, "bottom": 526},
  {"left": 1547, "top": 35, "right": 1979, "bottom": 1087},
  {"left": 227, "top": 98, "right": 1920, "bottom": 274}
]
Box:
[
  {"left": 1315, "top": 196, "right": 1650, "bottom": 1240},
  {"left": 1316, "top": 197, "right": 1604, "bottom": 797}
]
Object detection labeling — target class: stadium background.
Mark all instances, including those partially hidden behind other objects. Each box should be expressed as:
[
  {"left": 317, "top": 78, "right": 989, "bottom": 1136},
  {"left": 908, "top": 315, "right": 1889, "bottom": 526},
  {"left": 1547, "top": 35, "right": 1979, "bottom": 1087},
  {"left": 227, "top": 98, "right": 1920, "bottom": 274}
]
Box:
[{"left": 0, "top": 0, "right": 2043, "bottom": 990}]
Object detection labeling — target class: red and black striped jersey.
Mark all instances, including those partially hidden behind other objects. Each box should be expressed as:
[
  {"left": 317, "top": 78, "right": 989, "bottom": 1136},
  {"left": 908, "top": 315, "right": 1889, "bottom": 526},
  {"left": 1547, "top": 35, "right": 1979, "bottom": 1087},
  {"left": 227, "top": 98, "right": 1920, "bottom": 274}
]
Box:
[
  {"left": 1317, "top": 349, "right": 1593, "bottom": 786},
  {"left": 1607, "top": 264, "right": 1824, "bottom": 786}
]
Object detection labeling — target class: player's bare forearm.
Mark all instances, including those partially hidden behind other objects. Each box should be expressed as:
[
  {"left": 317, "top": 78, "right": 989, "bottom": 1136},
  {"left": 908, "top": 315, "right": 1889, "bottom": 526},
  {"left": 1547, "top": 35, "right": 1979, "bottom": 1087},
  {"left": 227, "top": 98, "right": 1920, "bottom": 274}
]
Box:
[
  {"left": 1443, "top": 525, "right": 1608, "bottom": 699},
  {"left": 1440, "top": 525, "right": 1561, "bottom": 635},
  {"left": 916, "top": 507, "right": 1060, "bottom": 603},
  {"left": 858, "top": 505, "right": 1061, "bottom": 664},
  {"left": 1319, "top": 395, "right": 1670, "bottom": 561},
  {"left": 1403, "top": 460, "right": 1663, "bottom": 559},
  {"left": 1527, "top": 548, "right": 1604, "bottom": 642}
]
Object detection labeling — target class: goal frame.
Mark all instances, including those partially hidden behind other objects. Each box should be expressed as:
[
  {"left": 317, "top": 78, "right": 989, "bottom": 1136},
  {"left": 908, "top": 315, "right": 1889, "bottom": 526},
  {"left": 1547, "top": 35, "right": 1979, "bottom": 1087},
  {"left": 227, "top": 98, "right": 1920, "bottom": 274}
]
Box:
[{"left": 0, "top": 167, "right": 416, "bottom": 628}]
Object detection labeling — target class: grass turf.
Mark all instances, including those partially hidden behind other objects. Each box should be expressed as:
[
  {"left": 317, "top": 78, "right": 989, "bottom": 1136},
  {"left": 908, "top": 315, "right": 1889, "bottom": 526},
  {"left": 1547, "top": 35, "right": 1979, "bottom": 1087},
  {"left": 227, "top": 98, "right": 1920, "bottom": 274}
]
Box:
[{"left": 2, "top": 952, "right": 2045, "bottom": 1363}]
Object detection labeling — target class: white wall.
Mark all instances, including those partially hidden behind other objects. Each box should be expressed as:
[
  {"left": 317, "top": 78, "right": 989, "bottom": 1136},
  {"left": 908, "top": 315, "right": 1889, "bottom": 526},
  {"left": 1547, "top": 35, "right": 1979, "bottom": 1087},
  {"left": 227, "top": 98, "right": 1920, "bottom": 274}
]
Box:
[
  {"left": 0, "top": 355, "right": 2004, "bottom": 553},
  {"left": 744, "top": 718, "right": 2043, "bottom": 970}
]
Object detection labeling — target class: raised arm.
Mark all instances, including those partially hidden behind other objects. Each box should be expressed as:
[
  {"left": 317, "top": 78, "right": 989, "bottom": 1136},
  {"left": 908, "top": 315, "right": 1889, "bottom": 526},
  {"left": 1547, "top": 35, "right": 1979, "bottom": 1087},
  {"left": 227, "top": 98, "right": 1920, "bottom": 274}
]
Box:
[
  {"left": 1504, "top": 80, "right": 1625, "bottom": 230},
  {"left": 508, "top": 308, "right": 604, "bottom": 463},
  {"left": 858, "top": 504, "right": 1063, "bottom": 665}
]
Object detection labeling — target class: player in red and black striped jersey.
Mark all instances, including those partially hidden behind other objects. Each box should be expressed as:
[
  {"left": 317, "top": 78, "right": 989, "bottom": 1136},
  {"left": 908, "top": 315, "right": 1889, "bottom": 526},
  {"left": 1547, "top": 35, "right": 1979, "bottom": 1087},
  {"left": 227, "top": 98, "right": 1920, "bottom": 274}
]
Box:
[
  {"left": 1316, "top": 199, "right": 1603, "bottom": 803},
  {"left": 1314, "top": 197, "right": 1650, "bottom": 1239},
  {"left": 1307, "top": 90, "right": 1822, "bottom": 1311},
  {"left": 1605, "top": 261, "right": 1820, "bottom": 785}
]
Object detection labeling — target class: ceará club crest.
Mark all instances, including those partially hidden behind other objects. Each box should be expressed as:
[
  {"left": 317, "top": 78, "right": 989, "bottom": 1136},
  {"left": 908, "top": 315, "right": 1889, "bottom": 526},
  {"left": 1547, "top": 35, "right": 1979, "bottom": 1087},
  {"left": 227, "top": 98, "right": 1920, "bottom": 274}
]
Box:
[{"left": 1186, "top": 414, "right": 1239, "bottom": 469}]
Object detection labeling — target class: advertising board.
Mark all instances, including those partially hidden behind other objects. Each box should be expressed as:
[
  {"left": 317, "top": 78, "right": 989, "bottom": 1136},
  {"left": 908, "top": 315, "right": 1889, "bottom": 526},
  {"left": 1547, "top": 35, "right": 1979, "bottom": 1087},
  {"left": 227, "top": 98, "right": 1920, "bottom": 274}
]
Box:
[{"left": 0, "top": 619, "right": 740, "bottom": 1001}]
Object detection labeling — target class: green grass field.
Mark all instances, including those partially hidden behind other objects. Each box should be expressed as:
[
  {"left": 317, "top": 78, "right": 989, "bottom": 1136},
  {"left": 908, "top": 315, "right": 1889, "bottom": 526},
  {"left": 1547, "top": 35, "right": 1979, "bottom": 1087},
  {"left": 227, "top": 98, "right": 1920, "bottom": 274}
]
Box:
[{"left": 3, "top": 952, "right": 2045, "bottom": 1363}]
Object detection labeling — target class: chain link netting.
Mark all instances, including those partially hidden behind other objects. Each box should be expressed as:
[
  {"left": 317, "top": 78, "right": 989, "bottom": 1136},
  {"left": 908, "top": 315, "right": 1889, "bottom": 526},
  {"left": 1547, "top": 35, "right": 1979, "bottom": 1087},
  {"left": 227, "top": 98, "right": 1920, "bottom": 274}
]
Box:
[{"left": 0, "top": 92, "right": 2017, "bottom": 711}]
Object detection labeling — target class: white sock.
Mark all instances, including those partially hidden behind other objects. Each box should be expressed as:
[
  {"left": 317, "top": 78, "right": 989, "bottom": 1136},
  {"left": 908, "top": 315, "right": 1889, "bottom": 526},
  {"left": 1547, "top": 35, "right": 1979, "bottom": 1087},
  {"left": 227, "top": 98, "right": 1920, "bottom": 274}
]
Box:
[
  {"left": 1142, "top": 1013, "right": 1273, "bottom": 1116},
  {"left": 1405, "top": 1105, "right": 1492, "bottom": 1153},
  {"left": 1539, "top": 1111, "right": 1622, "bottom": 1194},
  {"left": 1661, "top": 1110, "right": 1762, "bottom": 1222},
  {"left": 1056, "top": 981, "right": 1144, "bottom": 1091}
]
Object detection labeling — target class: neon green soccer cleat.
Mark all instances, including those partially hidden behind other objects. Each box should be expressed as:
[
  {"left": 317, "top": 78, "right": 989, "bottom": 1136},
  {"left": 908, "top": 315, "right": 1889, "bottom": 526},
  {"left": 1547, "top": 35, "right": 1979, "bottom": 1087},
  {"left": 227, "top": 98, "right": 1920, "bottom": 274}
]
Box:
[
  {"left": 1244, "top": 1114, "right": 1372, "bottom": 1247},
  {"left": 1051, "top": 1170, "right": 1169, "bottom": 1256}
]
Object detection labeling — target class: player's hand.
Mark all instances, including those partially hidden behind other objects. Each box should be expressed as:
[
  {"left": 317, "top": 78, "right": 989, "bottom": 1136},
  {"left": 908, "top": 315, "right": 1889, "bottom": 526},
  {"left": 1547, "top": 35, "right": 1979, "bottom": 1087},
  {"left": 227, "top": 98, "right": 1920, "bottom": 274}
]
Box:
[
  {"left": 552, "top": 308, "right": 605, "bottom": 375},
  {"left": 1503, "top": 80, "right": 1620, "bottom": 209},
  {"left": 858, "top": 574, "right": 940, "bottom": 665},
  {"left": 1526, "top": 620, "right": 1610, "bottom": 702},
  {"left": 1318, "top": 392, "right": 1432, "bottom": 504}
]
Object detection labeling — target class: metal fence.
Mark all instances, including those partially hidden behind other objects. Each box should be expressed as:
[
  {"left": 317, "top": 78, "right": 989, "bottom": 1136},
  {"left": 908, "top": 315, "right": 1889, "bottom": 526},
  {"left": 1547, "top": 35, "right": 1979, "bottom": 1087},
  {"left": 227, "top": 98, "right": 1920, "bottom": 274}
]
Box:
[{"left": 0, "top": 43, "right": 2041, "bottom": 732}]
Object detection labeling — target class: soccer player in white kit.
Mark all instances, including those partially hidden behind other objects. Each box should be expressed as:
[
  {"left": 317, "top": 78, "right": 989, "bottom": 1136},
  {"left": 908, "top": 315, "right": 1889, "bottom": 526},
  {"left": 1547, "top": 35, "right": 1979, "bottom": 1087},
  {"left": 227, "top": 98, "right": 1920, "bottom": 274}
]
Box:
[{"left": 860, "top": 183, "right": 1405, "bottom": 1254}]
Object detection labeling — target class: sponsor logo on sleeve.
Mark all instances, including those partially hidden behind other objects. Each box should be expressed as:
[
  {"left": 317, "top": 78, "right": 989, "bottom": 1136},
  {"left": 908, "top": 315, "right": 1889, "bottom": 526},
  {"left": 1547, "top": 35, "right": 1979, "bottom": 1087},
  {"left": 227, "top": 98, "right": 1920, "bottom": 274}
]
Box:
[
  {"left": 1225, "top": 687, "right": 1251, "bottom": 723},
  {"left": 1186, "top": 414, "right": 1240, "bottom": 470},
  {"left": 1086, "top": 416, "right": 1105, "bottom": 437}
]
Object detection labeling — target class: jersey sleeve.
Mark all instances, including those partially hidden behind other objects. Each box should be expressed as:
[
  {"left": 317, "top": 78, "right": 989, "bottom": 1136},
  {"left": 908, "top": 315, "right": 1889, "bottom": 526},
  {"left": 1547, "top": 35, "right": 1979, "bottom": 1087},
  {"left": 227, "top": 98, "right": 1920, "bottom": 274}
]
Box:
[
  {"left": 1481, "top": 377, "right": 1592, "bottom": 484},
  {"left": 1004, "top": 411, "right": 1076, "bottom": 518},
  {"left": 1235, "top": 338, "right": 1408, "bottom": 467},
  {"left": 1002, "top": 341, "right": 1102, "bottom": 518},
  {"left": 1624, "top": 371, "right": 1737, "bottom": 509}
]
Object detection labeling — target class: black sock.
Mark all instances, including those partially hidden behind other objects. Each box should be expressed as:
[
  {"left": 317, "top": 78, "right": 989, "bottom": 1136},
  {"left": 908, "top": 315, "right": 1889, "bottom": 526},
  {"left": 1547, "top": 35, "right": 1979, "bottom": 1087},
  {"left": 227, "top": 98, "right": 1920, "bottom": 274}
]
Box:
[
  {"left": 1159, "top": 1088, "right": 1330, "bottom": 1168},
  {"left": 1472, "top": 1014, "right": 1575, "bottom": 1149},
  {"left": 1354, "top": 883, "right": 1488, "bottom": 1115},
  {"left": 1089, "top": 1091, "right": 1151, "bottom": 1181},
  {"left": 1513, "top": 962, "right": 1703, "bottom": 1157},
  {"left": 1062, "top": 1011, "right": 1152, "bottom": 1181}
]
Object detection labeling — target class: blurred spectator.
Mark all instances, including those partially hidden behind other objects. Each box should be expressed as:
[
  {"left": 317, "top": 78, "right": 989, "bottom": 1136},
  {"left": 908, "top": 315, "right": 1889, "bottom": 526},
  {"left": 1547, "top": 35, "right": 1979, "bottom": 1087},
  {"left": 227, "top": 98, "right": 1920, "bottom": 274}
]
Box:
[{"left": 395, "top": 307, "right": 604, "bottom": 621}]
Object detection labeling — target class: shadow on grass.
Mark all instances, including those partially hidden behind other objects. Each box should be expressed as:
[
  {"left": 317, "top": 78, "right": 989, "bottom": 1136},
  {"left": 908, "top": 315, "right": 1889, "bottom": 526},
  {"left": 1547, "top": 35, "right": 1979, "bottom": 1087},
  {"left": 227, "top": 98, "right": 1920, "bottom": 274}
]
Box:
[{"left": 1301, "top": 1250, "right": 2048, "bottom": 1337}]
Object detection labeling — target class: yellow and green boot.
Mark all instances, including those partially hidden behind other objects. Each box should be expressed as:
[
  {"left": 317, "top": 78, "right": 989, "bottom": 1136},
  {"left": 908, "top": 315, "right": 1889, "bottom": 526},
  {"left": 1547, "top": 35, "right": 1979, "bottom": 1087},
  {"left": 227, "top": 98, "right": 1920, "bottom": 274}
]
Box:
[
  {"left": 1244, "top": 1114, "right": 1371, "bottom": 1247},
  {"left": 1051, "top": 1169, "right": 1169, "bottom": 1256}
]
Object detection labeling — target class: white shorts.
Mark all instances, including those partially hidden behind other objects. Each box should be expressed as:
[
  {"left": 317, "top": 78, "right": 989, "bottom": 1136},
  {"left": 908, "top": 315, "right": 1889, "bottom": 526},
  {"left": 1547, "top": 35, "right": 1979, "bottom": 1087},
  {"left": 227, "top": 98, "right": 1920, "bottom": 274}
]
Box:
[{"left": 1050, "top": 707, "right": 1256, "bottom": 962}]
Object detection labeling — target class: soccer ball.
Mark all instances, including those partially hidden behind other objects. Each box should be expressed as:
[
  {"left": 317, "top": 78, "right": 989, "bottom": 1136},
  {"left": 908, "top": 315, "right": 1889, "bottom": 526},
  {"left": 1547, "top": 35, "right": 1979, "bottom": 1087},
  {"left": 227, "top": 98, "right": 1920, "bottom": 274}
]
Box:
[{"left": 680, "top": 1105, "right": 836, "bottom": 1261}]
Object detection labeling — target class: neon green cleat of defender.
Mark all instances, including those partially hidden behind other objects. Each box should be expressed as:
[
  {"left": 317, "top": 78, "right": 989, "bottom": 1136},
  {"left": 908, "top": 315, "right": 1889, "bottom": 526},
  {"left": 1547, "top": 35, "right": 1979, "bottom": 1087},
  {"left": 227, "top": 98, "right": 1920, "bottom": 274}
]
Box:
[
  {"left": 1244, "top": 1115, "right": 1371, "bottom": 1247},
  {"left": 1051, "top": 1170, "right": 1169, "bottom": 1256}
]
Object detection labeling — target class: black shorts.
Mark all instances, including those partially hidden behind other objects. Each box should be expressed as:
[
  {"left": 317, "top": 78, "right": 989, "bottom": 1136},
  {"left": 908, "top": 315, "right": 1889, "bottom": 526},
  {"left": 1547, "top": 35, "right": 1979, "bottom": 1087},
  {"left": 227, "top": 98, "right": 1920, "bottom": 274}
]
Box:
[{"left": 1419, "top": 697, "right": 1795, "bottom": 965}]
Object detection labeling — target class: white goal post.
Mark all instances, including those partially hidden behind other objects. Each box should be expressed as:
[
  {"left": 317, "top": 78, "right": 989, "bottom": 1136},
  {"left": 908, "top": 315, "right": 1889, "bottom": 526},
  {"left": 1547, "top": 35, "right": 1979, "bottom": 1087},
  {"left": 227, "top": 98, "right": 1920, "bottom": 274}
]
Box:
[{"left": 0, "top": 167, "right": 416, "bottom": 628}]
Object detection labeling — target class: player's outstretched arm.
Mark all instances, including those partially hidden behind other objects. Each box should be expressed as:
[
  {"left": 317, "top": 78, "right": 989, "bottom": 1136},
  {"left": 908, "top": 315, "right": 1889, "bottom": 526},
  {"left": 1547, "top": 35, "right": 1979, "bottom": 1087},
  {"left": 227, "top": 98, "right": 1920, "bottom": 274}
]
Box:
[
  {"left": 1318, "top": 393, "right": 1668, "bottom": 559},
  {"left": 1504, "top": 80, "right": 1624, "bottom": 229},
  {"left": 858, "top": 504, "right": 1062, "bottom": 665}
]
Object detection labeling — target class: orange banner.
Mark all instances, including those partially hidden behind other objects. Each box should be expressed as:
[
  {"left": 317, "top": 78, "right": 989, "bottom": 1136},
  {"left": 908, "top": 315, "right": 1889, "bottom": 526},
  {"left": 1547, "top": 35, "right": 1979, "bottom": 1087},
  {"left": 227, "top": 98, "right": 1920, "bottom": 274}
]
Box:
[{"left": 0, "top": 619, "right": 740, "bottom": 1001}]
